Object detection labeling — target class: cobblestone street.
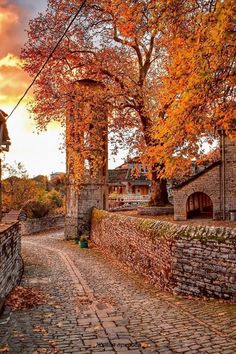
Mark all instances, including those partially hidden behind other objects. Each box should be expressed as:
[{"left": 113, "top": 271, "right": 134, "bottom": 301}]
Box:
[{"left": 1, "top": 230, "right": 236, "bottom": 354}]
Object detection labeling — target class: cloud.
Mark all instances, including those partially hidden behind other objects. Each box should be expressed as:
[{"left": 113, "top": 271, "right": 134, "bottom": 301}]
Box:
[
  {"left": 0, "top": 1, "right": 48, "bottom": 106},
  {"left": 0, "top": 53, "right": 21, "bottom": 67},
  {"left": 0, "top": 1, "right": 31, "bottom": 107},
  {"left": 0, "top": 0, "right": 66, "bottom": 177},
  {"left": 0, "top": 53, "right": 30, "bottom": 105},
  {"left": 0, "top": 3, "right": 19, "bottom": 32},
  {"left": 0, "top": 1, "right": 23, "bottom": 57}
]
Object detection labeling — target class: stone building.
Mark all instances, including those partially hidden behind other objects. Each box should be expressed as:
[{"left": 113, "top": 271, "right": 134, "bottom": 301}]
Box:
[
  {"left": 173, "top": 129, "right": 236, "bottom": 220},
  {"left": 64, "top": 79, "right": 108, "bottom": 239},
  {"left": 108, "top": 159, "right": 151, "bottom": 209}
]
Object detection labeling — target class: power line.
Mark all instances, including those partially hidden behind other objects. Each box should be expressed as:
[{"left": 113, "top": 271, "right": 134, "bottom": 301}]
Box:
[{"left": 7, "top": 0, "right": 87, "bottom": 121}]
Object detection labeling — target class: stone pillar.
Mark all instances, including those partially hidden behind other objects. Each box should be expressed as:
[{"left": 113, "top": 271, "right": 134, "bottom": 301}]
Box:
[
  {"left": 220, "top": 127, "right": 236, "bottom": 219},
  {"left": 64, "top": 79, "right": 108, "bottom": 239}
]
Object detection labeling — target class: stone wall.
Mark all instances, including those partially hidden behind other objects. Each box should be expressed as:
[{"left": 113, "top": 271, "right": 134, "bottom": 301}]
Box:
[
  {"left": 91, "top": 209, "right": 236, "bottom": 299},
  {"left": 21, "top": 215, "right": 64, "bottom": 235},
  {"left": 138, "top": 206, "right": 174, "bottom": 216},
  {"left": 65, "top": 182, "right": 107, "bottom": 240},
  {"left": 65, "top": 79, "right": 108, "bottom": 240},
  {"left": 173, "top": 164, "right": 221, "bottom": 220},
  {"left": 174, "top": 133, "right": 236, "bottom": 221},
  {"left": 0, "top": 222, "right": 21, "bottom": 299}
]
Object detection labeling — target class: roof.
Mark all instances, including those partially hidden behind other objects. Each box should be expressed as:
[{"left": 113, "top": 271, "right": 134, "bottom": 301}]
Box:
[
  {"left": 129, "top": 180, "right": 151, "bottom": 186},
  {"left": 115, "top": 157, "right": 140, "bottom": 170},
  {"left": 108, "top": 167, "right": 151, "bottom": 186},
  {"left": 108, "top": 169, "right": 128, "bottom": 184},
  {"left": 173, "top": 160, "right": 221, "bottom": 190}
]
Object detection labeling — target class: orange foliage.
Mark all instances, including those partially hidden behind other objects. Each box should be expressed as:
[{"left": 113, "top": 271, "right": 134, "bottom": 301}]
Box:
[
  {"left": 21, "top": 0, "right": 235, "bottom": 195},
  {"left": 6, "top": 286, "right": 47, "bottom": 311},
  {"left": 150, "top": 0, "right": 236, "bottom": 177}
]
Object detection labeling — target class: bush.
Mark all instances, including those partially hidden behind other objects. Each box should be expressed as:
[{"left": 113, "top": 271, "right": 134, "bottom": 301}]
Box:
[
  {"left": 22, "top": 199, "right": 50, "bottom": 219},
  {"left": 46, "top": 190, "right": 63, "bottom": 209}
]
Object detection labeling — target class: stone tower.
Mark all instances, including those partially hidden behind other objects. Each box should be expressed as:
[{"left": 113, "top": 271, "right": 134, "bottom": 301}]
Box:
[
  {"left": 65, "top": 79, "right": 108, "bottom": 239},
  {"left": 220, "top": 127, "right": 236, "bottom": 219}
]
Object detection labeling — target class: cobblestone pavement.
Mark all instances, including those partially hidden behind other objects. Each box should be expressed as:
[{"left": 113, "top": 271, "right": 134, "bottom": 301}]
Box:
[{"left": 1, "top": 230, "right": 236, "bottom": 354}]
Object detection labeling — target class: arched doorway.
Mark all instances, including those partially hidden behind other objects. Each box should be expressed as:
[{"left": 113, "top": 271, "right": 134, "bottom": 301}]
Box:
[{"left": 186, "top": 192, "right": 213, "bottom": 219}]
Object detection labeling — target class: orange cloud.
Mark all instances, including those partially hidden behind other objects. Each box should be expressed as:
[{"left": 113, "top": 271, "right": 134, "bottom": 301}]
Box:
[
  {"left": 0, "top": 54, "right": 30, "bottom": 106},
  {"left": 0, "top": 4, "right": 18, "bottom": 31},
  {"left": 0, "top": 0, "right": 35, "bottom": 107},
  {"left": 0, "top": 1, "right": 65, "bottom": 177},
  {"left": 0, "top": 53, "right": 21, "bottom": 67},
  {"left": 0, "top": 1, "right": 23, "bottom": 57}
]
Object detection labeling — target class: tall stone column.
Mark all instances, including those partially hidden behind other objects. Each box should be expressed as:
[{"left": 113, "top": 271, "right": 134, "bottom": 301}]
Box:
[
  {"left": 220, "top": 125, "right": 236, "bottom": 219},
  {"left": 64, "top": 79, "right": 108, "bottom": 239}
]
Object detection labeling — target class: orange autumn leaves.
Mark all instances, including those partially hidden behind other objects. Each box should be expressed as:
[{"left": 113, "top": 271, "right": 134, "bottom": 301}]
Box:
[
  {"left": 6, "top": 286, "right": 47, "bottom": 311},
  {"left": 66, "top": 80, "right": 108, "bottom": 188},
  {"left": 150, "top": 0, "right": 236, "bottom": 178},
  {"left": 21, "top": 0, "right": 236, "bottom": 182}
]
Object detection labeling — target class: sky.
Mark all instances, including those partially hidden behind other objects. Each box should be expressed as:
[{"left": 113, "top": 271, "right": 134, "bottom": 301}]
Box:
[{"left": 0, "top": 0, "right": 125, "bottom": 177}]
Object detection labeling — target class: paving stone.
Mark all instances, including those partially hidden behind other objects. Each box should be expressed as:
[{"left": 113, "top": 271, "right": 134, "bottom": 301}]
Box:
[
  {"left": 1, "top": 230, "right": 236, "bottom": 354},
  {"left": 102, "top": 321, "right": 116, "bottom": 328}
]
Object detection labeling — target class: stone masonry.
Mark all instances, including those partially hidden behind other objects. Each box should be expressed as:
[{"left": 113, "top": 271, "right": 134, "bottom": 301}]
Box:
[
  {"left": 65, "top": 79, "right": 108, "bottom": 239},
  {"left": 21, "top": 215, "right": 64, "bottom": 235},
  {"left": 224, "top": 133, "right": 236, "bottom": 215},
  {"left": 174, "top": 129, "right": 236, "bottom": 220},
  {"left": 0, "top": 222, "right": 21, "bottom": 299},
  {"left": 91, "top": 209, "right": 236, "bottom": 299},
  {"left": 173, "top": 163, "right": 221, "bottom": 220},
  {"left": 2, "top": 230, "right": 236, "bottom": 353}
]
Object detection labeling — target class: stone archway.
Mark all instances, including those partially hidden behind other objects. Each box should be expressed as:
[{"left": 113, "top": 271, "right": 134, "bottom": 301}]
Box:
[{"left": 186, "top": 192, "right": 213, "bottom": 219}]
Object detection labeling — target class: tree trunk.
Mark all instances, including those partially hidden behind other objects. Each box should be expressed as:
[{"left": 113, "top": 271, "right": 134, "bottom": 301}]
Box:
[
  {"left": 149, "top": 168, "right": 169, "bottom": 207},
  {"left": 139, "top": 109, "right": 169, "bottom": 206}
]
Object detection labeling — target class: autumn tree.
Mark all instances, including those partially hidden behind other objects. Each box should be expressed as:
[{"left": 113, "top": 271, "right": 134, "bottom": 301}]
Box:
[
  {"left": 2, "top": 162, "right": 39, "bottom": 211},
  {"left": 150, "top": 0, "right": 236, "bottom": 178},
  {"left": 2, "top": 162, "right": 65, "bottom": 214},
  {"left": 21, "top": 0, "right": 177, "bottom": 206},
  {"left": 21, "top": 0, "right": 235, "bottom": 203}
]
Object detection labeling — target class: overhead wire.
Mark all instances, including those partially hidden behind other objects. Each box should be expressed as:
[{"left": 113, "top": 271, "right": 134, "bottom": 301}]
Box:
[{"left": 6, "top": 0, "right": 87, "bottom": 121}]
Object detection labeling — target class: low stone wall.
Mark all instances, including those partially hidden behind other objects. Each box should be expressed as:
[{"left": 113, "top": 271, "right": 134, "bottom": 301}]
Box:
[
  {"left": 21, "top": 215, "right": 65, "bottom": 235},
  {"left": 137, "top": 206, "right": 174, "bottom": 216},
  {"left": 91, "top": 209, "right": 236, "bottom": 299},
  {"left": 0, "top": 222, "right": 21, "bottom": 299}
]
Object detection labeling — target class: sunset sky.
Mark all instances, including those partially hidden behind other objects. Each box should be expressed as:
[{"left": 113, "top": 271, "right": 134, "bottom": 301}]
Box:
[
  {"left": 0, "top": 0, "right": 67, "bottom": 177},
  {"left": 0, "top": 0, "right": 124, "bottom": 177}
]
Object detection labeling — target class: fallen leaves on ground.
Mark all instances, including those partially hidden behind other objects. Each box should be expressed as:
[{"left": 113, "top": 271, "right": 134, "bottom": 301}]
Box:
[
  {"left": 97, "top": 296, "right": 117, "bottom": 307},
  {"left": 141, "top": 342, "right": 151, "bottom": 349},
  {"left": 48, "top": 340, "right": 58, "bottom": 353},
  {"left": 33, "top": 325, "right": 48, "bottom": 335},
  {"left": 56, "top": 322, "right": 63, "bottom": 328},
  {"left": 53, "top": 304, "right": 62, "bottom": 309},
  {"left": 6, "top": 286, "right": 47, "bottom": 311},
  {"left": 12, "top": 330, "right": 25, "bottom": 339},
  {"left": 31, "top": 340, "right": 58, "bottom": 354},
  {"left": 0, "top": 344, "right": 10, "bottom": 352}
]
